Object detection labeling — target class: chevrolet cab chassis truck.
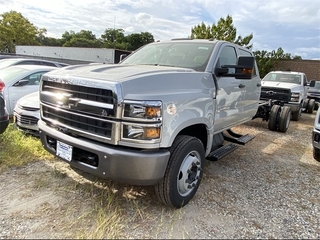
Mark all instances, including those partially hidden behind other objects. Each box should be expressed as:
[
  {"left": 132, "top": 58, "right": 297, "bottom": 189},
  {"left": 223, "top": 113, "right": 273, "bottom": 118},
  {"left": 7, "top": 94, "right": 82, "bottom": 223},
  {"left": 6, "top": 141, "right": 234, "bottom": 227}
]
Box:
[{"left": 38, "top": 39, "right": 291, "bottom": 208}]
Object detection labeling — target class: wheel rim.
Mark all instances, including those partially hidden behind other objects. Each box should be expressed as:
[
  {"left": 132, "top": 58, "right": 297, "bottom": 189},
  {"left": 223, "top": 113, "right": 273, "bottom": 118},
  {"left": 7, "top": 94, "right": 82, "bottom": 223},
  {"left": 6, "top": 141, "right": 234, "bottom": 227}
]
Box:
[{"left": 177, "top": 150, "right": 202, "bottom": 197}]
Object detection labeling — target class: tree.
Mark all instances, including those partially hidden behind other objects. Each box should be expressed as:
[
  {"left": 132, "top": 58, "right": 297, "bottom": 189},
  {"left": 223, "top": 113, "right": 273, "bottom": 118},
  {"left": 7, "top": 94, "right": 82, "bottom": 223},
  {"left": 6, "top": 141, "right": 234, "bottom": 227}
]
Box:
[
  {"left": 253, "top": 48, "right": 302, "bottom": 78},
  {"left": 61, "top": 30, "right": 102, "bottom": 48},
  {"left": 190, "top": 15, "right": 253, "bottom": 48},
  {"left": 124, "top": 32, "right": 154, "bottom": 51},
  {"left": 0, "top": 11, "right": 43, "bottom": 53},
  {"left": 101, "top": 28, "right": 125, "bottom": 43}
]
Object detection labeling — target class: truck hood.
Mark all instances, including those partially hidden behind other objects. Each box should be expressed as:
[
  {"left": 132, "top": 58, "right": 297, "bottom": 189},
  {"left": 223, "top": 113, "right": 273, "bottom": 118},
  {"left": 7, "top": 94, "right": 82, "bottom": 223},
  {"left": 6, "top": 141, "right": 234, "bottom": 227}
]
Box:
[
  {"left": 262, "top": 81, "right": 302, "bottom": 92},
  {"left": 50, "top": 64, "right": 194, "bottom": 82},
  {"left": 46, "top": 64, "right": 212, "bottom": 100}
]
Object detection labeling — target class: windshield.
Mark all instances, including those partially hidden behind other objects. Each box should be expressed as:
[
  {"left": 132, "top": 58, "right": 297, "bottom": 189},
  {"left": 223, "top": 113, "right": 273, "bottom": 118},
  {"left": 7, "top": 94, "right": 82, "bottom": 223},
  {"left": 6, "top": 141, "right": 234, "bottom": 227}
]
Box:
[
  {"left": 263, "top": 73, "right": 302, "bottom": 85},
  {"left": 120, "top": 42, "right": 215, "bottom": 72},
  {"left": 0, "top": 67, "right": 30, "bottom": 83}
]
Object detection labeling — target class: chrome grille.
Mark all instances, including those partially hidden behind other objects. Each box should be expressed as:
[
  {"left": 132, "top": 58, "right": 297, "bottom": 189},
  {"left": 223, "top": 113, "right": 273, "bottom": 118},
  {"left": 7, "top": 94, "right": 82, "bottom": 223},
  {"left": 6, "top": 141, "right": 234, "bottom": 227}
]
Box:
[
  {"left": 260, "top": 87, "right": 291, "bottom": 102},
  {"left": 40, "top": 79, "right": 119, "bottom": 142},
  {"left": 42, "top": 105, "right": 112, "bottom": 138},
  {"left": 42, "top": 81, "right": 114, "bottom": 104},
  {"left": 15, "top": 114, "right": 39, "bottom": 125}
]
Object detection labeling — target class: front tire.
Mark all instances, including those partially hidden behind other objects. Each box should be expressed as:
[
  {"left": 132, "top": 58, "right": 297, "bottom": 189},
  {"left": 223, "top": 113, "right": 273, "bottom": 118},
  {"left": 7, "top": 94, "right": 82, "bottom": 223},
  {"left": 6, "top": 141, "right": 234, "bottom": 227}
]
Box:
[{"left": 155, "top": 135, "right": 205, "bottom": 208}]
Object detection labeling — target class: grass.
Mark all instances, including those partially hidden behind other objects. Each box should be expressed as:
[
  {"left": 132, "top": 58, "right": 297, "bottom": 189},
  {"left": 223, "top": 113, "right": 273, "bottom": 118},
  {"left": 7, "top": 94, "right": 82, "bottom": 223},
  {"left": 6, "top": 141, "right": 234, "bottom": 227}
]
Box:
[
  {"left": 0, "top": 124, "right": 145, "bottom": 238},
  {"left": 0, "top": 124, "right": 184, "bottom": 239},
  {"left": 0, "top": 124, "right": 55, "bottom": 171}
]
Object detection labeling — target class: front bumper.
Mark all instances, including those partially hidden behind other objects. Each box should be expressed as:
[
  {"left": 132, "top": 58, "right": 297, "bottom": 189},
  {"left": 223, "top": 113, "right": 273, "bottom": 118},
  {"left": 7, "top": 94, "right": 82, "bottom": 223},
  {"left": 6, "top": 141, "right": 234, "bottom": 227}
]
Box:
[
  {"left": 38, "top": 120, "right": 170, "bottom": 186},
  {"left": 13, "top": 109, "right": 40, "bottom": 136}
]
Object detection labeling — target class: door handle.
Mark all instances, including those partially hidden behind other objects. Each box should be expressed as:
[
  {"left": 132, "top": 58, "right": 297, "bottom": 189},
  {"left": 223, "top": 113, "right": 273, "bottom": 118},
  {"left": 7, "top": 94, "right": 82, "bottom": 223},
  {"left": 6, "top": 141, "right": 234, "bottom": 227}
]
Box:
[
  {"left": 257, "top": 83, "right": 261, "bottom": 87},
  {"left": 239, "top": 84, "right": 245, "bottom": 88}
]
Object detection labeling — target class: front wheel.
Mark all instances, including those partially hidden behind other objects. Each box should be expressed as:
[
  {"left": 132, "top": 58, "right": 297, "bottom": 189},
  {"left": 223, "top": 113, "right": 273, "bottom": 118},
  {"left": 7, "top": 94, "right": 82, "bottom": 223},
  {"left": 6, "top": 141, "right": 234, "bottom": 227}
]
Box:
[{"left": 155, "top": 135, "right": 205, "bottom": 208}]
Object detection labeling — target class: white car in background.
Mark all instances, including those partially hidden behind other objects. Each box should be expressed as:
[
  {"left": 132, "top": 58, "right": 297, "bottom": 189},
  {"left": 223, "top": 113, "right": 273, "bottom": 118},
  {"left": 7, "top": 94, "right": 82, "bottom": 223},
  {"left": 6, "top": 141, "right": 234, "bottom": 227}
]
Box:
[
  {"left": 0, "top": 58, "right": 69, "bottom": 69},
  {"left": 0, "top": 65, "right": 57, "bottom": 115},
  {"left": 13, "top": 91, "right": 40, "bottom": 136}
]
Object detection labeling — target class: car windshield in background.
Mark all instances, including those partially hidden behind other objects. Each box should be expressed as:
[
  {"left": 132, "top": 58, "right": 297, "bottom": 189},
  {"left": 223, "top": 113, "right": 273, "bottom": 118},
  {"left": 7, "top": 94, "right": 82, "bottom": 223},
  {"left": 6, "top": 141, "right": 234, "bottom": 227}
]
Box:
[
  {"left": 120, "top": 42, "right": 215, "bottom": 72},
  {"left": 263, "top": 73, "right": 302, "bottom": 84},
  {"left": 0, "top": 67, "right": 30, "bottom": 83}
]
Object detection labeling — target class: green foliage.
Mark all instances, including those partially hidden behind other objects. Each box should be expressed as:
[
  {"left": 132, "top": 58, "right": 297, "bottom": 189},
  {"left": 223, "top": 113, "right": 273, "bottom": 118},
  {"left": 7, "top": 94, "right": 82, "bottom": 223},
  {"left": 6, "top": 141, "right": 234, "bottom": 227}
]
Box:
[
  {"left": 60, "top": 30, "right": 103, "bottom": 47},
  {"left": 191, "top": 15, "right": 253, "bottom": 49},
  {"left": 124, "top": 32, "right": 154, "bottom": 51},
  {"left": 253, "top": 47, "right": 302, "bottom": 78},
  {"left": 0, "top": 10, "right": 43, "bottom": 53},
  {"left": 101, "top": 28, "right": 125, "bottom": 43},
  {"left": 0, "top": 124, "right": 54, "bottom": 171}
]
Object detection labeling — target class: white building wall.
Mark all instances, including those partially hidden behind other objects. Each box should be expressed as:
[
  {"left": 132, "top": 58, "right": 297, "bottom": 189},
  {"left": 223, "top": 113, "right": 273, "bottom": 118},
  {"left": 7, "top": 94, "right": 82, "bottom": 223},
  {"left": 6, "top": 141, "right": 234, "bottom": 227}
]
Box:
[{"left": 15, "top": 46, "right": 115, "bottom": 64}]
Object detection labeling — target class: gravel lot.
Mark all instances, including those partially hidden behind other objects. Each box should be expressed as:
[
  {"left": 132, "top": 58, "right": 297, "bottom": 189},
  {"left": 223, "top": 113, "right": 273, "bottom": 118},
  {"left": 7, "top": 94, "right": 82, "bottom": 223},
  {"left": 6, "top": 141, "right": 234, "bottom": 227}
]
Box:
[{"left": 0, "top": 112, "right": 319, "bottom": 239}]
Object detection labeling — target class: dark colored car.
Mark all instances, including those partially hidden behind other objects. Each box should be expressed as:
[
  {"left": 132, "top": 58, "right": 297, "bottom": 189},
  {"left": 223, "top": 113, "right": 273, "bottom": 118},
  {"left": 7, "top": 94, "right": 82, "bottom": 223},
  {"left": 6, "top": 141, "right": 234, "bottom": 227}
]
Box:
[{"left": 0, "top": 79, "right": 9, "bottom": 134}]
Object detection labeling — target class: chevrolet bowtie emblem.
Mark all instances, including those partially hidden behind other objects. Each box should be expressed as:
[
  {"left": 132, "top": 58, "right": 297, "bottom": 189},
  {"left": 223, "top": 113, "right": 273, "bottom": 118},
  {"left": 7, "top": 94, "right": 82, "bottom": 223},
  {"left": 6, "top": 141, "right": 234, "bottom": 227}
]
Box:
[{"left": 56, "top": 93, "right": 80, "bottom": 108}]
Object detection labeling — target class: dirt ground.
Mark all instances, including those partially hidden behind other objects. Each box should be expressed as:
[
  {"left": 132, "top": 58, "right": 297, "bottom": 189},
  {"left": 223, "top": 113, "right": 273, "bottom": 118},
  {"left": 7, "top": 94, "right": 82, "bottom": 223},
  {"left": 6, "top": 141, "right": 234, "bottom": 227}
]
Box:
[{"left": 0, "top": 112, "right": 319, "bottom": 239}]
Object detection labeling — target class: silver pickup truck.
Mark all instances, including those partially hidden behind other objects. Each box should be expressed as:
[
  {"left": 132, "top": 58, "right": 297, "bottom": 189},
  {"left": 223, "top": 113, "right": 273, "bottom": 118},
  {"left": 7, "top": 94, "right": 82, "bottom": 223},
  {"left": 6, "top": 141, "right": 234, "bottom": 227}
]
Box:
[
  {"left": 260, "top": 71, "right": 316, "bottom": 120},
  {"left": 38, "top": 39, "right": 290, "bottom": 208}
]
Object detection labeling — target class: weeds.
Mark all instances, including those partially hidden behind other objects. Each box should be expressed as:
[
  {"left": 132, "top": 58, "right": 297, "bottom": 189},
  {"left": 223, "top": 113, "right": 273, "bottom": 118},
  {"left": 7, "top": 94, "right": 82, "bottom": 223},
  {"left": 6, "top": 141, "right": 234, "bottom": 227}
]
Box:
[{"left": 0, "top": 124, "right": 54, "bottom": 171}]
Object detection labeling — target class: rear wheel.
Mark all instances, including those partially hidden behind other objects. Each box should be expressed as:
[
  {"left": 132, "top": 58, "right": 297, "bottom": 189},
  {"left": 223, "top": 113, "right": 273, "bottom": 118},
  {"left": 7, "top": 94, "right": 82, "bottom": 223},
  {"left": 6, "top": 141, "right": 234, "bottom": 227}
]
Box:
[
  {"left": 307, "top": 99, "right": 315, "bottom": 113},
  {"left": 278, "top": 106, "right": 291, "bottom": 133},
  {"left": 155, "top": 135, "right": 205, "bottom": 208},
  {"left": 268, "top": 105, "right": 280, "bottom": 131}
]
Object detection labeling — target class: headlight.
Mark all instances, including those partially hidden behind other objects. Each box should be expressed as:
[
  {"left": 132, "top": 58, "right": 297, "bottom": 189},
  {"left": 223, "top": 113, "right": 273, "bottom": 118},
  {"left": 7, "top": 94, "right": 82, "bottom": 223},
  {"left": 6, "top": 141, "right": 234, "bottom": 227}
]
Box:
[
  {"left": 123, "top": 100, "right": 162, "bottom": 120},
  {"left": 122, "top": 100, "right": 162, "bottom": 142},
  {"left": 123, "top": 124, "right": 161, "bottom": 141},
  {"left": 290, "top": 93, "right": 300, "bottom": 102}
]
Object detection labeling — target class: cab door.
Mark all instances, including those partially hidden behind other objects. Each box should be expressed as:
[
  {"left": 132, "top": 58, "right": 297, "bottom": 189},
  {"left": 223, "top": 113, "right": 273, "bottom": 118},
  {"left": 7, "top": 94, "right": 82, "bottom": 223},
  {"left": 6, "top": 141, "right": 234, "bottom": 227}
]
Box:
[{"left": 213, "top": 44, "right": 246, "bottom": 133}]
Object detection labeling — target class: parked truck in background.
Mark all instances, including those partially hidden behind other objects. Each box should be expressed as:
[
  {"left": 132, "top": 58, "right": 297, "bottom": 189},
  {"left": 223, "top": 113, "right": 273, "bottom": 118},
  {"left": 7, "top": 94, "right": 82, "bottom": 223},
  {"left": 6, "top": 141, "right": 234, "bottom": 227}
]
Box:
[
  {"left": 307, "top": 80, "right": 320, "bottom": 111},
  {"left": 38, "top": 39, "right": 292, "bottom": 208},
  {"left": 260, "top": 71, "right": 316, "bottom": 121}
]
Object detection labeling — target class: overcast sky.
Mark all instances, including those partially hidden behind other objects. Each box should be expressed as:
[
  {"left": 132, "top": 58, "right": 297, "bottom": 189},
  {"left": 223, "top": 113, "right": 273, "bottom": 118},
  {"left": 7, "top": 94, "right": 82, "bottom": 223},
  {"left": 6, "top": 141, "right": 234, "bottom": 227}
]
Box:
[{"left": 1, "top": 0, "right": 320, "bottom": 59}]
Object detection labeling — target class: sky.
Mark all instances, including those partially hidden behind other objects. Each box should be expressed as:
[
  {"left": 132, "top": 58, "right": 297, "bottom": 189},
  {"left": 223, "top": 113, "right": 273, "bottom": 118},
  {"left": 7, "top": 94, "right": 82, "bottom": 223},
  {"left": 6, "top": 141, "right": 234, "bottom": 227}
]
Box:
[{"left": 1, "top": 0, "right": 320, "bottom": 60}]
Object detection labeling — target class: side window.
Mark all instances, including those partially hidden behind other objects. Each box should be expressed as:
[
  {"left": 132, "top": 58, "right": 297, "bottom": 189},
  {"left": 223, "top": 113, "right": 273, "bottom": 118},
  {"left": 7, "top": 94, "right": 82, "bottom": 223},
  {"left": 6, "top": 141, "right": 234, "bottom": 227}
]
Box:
[
  {"left": 23, "top": 71, "right": 47, "bottom": 85},
  {"left": 16, "top": 61, "right": 36, "bottom": 65},
  {"left": 216, "top": 46, "right": 237, "bottom": 74},
  {"left": 39, "top": 61, "right": 56, "bottom": 67}
]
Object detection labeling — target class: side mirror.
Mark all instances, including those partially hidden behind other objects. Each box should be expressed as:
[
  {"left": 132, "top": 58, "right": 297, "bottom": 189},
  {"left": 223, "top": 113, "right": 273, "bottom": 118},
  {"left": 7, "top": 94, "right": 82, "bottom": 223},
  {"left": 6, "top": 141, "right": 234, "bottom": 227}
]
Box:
[
  {"left": 120, "top": 54, "right": 128, "bottom": 62},
  {"left": 215, "top": 56, "right": 255, "bottom": 79},
  {"left": 309, "top": 80, "right": 316, "bottom": 87},
  {"left": 13, "top": 79, "right": 29, "bottom": 86}
]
